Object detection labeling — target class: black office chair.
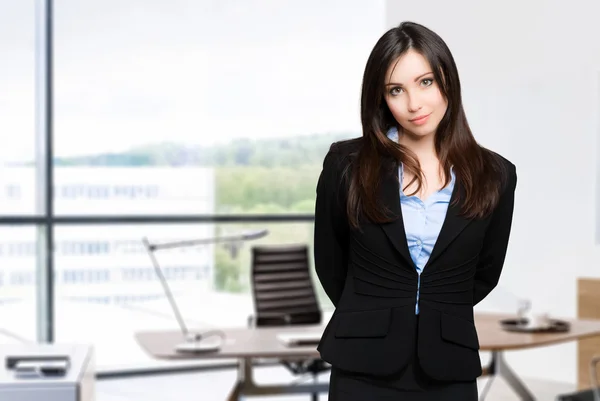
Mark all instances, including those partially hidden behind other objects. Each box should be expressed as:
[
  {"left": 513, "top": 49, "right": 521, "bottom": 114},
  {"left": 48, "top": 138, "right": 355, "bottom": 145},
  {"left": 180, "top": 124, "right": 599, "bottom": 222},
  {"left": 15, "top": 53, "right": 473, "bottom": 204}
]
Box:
[
  {"left": 248, "top": 244, "right": 330, "bottom": 401},
  {"left": 555, "top": 355, "right": 600, "bottom": 401}
]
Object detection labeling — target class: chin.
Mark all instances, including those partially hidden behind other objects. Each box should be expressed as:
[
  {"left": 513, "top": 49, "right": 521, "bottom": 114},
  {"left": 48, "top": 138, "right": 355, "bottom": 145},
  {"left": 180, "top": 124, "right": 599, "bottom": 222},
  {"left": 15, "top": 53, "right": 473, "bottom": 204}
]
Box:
[{"left": 403, "top": 127, "right": 437, "bottom": 138}]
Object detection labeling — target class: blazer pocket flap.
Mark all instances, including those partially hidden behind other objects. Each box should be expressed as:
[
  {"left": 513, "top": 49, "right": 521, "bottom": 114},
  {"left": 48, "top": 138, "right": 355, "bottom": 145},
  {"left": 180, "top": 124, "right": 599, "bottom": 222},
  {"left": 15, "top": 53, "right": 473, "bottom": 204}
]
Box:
[
  {"left": 440, "top": 313, "right": 479, "bottom": 350},
  {"left": 334, "top": 308, "right": 391, "bottom": 338}
]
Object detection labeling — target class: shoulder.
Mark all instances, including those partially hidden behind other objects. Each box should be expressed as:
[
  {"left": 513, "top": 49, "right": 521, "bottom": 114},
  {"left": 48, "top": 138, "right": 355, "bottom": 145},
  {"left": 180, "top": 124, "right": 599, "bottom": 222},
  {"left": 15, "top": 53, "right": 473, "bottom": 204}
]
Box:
[
  {"left": 481, "top": 147, "right": 517, "bottom": 193},
  {"left": 322, "top": 137, "right": 363, "bottom": 169},
  {"left": 329, "top": 137, "right": 363, "bottom": 157},
  {"left": 487, "top": 149, "right": 515, "bottom": 172},
  {"left": 318, "top": 137, "right": 362, "bottom": 191}
]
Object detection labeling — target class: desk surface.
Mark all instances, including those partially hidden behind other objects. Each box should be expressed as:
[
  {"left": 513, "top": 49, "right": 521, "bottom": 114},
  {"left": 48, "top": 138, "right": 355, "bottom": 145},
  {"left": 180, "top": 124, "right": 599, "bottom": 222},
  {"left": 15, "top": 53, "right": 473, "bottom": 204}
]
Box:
[
  {"left": 475, "top": 313, "right": 600, "bottom": 350},
  {"left": 136, "top": 324, "right": 323, "bottom": 360},
  {"left": 136, "top": 313, "right": 600, "bottom": 360}
]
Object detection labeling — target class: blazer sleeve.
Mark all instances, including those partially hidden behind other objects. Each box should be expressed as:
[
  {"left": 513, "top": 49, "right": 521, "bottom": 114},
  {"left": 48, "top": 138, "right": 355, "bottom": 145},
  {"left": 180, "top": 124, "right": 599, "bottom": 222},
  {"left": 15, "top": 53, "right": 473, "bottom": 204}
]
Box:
[
  {"left": 314, "top": 144, "right": 349, "bottom": 307},
  {"left": 473, "top": 163, "right": 517, "bottom": 306}
]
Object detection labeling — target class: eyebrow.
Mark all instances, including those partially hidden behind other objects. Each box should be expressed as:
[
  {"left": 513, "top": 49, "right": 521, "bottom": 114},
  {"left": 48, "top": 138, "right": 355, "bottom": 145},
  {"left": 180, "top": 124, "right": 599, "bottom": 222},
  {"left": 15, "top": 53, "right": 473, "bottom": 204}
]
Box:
[{"left": 385, "top": 72, "right": 433, "bottom": 87}]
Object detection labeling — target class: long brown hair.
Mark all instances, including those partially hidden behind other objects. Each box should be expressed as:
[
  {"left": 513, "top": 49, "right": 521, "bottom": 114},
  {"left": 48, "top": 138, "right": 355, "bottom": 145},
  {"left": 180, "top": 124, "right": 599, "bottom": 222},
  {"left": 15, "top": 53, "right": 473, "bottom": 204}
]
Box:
[{"left": 347, "top": 21, "right": 507, "bottom": 229}]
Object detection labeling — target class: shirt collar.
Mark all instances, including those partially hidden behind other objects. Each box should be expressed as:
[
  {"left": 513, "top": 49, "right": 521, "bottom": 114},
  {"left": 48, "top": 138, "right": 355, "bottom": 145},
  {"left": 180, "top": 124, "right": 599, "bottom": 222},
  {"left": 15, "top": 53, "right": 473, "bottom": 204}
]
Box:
[{"left": 386, "top": 126, "right": 399, "bottom": 142}]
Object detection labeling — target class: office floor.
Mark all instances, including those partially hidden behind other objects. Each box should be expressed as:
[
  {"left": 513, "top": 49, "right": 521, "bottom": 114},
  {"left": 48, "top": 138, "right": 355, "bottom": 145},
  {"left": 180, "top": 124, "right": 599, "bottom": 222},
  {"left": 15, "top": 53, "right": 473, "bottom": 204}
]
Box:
[{"left": 96, "top": 365, "right": 576, "bottom": 401}]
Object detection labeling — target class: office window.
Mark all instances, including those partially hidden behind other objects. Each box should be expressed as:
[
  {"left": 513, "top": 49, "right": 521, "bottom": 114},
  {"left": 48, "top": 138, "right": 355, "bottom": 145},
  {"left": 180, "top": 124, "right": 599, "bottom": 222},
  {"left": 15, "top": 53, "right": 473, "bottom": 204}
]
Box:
[
  {"left": 4, "top": 185, "right": 22, "bottom": 199},
  {"left": 0, "top": 228, "right": 37, "bottom": 343},
  {"left": 0, "top": 1, "right": 35, "bottom": 216},
  {"left": 50, "top": 0, "right": 384, "bottom": 369},
  {"left": 53, "top": 0, "right": 384, "bottom": 218},
  {"left": 0, "top": 1, "right": 36, "bottom": 345}
]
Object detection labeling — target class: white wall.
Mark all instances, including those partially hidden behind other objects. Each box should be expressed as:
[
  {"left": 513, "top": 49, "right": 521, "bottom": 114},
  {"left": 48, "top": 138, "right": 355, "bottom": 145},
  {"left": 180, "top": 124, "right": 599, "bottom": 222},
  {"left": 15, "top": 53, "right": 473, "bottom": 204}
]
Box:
[{"left": 386, "top": 0, "right": 600, "bottom": 384}]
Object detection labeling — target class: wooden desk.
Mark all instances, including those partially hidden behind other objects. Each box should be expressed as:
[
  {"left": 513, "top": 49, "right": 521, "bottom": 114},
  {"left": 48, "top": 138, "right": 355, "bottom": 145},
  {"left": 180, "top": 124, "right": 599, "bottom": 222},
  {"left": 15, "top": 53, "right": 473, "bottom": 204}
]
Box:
[
  {"left": 136, "top": 313, "right": 600, "bottom": 401},
  {"left": 476, "top": 313, "right": 600, "bottom": 351},
  {"left": 137, "top": 325, "right": 327, "bottom": 401},
  {"left": 137, "top": 325, "right": 323, "bottom": 360},
  {"left": 474, "top": 313, "right": 600, "bottom": 401}
]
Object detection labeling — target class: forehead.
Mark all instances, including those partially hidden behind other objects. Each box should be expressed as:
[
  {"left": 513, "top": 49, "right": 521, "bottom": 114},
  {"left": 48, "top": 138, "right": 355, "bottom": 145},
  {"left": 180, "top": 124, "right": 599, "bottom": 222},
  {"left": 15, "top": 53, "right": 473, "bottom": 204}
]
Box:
[{"left": 386, "top": 49, "right": 432, "bottom": 83}]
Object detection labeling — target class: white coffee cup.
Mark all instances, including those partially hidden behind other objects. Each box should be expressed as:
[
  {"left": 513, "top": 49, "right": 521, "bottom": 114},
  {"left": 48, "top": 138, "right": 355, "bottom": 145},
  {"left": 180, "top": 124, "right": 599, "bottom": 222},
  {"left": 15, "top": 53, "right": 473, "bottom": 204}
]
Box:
[{"left": 525, "top": 312, "right": 550, "bottom": 329}]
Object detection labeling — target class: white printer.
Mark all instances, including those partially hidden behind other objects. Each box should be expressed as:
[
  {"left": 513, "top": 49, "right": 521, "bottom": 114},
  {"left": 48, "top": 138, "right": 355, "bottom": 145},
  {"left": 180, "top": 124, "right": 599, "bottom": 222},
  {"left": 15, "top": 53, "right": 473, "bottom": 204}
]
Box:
[{"left": 0, "top": 344, "right": 95, "bottom": 401}]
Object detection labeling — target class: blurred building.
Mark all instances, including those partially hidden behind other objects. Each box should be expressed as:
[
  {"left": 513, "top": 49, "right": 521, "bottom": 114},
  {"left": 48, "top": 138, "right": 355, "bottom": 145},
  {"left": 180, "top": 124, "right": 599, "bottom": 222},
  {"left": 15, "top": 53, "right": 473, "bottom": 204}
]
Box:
[{"left": 0, "top": 167, "right": 216, "bottom": 305}]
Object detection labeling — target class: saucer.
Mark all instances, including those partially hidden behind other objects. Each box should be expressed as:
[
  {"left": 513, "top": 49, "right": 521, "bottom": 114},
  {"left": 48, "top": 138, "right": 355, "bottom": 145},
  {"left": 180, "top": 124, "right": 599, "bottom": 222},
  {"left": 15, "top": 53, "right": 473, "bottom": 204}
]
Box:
[{"left": 499, "top": 318, "right": 570, "bottom": 333}]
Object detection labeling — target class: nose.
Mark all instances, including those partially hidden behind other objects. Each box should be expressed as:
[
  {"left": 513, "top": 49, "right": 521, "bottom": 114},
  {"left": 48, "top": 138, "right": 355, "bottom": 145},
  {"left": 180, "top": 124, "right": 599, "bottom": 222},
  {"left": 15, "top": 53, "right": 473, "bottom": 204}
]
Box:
[{"left": 407, "top": 93, "right": 422, "bottom": 113}]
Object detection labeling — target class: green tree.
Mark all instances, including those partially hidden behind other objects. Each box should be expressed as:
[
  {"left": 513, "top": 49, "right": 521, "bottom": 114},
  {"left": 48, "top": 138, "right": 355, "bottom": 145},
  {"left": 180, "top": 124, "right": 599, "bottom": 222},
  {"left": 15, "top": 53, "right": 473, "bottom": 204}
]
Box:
[
  {"left": 214, "top": 246, "right": 245, "bottom": 293},
  {"left": 215, "top": 166, "right": 321, "bottom": 212}
]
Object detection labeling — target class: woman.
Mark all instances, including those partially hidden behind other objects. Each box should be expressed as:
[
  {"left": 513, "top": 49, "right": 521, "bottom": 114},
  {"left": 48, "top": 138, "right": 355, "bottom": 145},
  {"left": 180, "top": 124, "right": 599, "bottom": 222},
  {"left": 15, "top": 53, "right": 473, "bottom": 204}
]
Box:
[{"left": 314, "top": 21, "right": 517, "bottom": 400}]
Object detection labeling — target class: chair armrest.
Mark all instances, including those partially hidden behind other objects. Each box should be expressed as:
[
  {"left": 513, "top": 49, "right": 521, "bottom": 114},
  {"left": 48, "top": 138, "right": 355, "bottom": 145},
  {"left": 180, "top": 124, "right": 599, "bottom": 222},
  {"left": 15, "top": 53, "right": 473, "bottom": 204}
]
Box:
[{"left": 590, "top": 354, "right": 600, "bottom": 401}]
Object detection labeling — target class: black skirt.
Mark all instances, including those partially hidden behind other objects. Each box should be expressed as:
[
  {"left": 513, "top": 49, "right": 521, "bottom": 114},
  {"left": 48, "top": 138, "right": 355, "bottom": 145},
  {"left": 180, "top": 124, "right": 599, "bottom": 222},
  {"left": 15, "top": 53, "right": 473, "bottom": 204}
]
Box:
[
  {"left": 328, "top": 367, "right": 478, "bottom": 401},
  {"left": 327, "top": 315, "right": 478, "bottom": 401}
]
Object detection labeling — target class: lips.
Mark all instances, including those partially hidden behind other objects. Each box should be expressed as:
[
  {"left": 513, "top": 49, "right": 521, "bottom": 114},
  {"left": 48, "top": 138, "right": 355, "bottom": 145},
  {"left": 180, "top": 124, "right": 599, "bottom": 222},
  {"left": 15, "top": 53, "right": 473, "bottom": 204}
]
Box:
[{"left": 410, "top": 113, "right": 431, "bottom": 122}]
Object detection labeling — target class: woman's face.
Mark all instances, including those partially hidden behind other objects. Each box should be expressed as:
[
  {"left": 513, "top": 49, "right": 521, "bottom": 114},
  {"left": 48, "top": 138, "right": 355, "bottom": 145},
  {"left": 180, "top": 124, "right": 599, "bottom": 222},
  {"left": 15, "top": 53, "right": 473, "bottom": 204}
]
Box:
[{"left": 384, "top": 49, "right": 448, "bottom": 139}]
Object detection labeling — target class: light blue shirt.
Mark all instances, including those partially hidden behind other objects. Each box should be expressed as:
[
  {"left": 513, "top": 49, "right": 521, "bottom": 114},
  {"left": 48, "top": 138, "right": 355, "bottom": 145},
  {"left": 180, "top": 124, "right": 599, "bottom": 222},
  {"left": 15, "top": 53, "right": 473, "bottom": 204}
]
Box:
[{"left": 387, "top": 127, "right": 455, "bottom": 314}]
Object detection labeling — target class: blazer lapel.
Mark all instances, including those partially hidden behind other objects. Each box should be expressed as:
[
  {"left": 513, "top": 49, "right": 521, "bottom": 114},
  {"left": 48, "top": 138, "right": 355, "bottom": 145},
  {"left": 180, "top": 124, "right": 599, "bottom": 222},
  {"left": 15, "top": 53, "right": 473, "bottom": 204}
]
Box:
[
  {"left": 378, "top": 160, "right": 415, "bottom": 268},
  {"left": 378, "top": 161, "right": 473, "bottom": 270},
  {"left": 425, "top": 181, "right": 472, "bottom": 269}
]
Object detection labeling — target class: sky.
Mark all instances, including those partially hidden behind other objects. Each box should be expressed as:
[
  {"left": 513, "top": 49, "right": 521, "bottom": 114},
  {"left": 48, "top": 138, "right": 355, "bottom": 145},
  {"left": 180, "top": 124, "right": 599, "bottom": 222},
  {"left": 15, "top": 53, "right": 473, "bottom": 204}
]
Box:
[{"left": 0, "top": 0, "right": 385, "bottom": 161}]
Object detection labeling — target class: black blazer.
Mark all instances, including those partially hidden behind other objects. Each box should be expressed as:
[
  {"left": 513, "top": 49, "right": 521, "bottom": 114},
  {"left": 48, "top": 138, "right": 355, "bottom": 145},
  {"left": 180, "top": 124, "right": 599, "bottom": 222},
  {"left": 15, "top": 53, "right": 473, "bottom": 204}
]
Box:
[{"left": 314, "top": 138, "right": 517, "bottom": 382}]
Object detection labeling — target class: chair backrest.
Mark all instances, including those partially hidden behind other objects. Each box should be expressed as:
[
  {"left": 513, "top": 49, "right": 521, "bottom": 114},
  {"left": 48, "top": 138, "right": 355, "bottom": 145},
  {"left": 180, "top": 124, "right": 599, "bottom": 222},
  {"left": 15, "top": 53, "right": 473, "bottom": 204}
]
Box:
[{"left": 250, "top": 244, "right": 322, "bottom": 327}]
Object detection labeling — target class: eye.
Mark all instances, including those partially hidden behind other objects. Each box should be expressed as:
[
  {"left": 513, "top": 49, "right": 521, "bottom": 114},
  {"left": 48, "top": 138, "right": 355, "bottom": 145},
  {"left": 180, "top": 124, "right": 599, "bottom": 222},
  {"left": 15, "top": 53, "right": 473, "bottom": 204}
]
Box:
[
  {"left": 389, "top": 86, "right": 403, "bottom": 96},
  {"left": 421, "top": 78, "right": 434, "bottom": 87}
]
